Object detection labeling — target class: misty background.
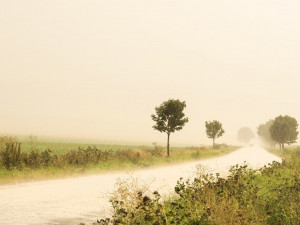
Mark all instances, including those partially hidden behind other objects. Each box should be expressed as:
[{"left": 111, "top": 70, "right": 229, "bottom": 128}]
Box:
[{"left": 0, "top": 0, "right": 299, "bottom": 145}]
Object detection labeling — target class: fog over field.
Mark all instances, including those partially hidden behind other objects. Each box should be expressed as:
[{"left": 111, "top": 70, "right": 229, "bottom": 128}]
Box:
[{"left": 1, "top": 1, "right": 300, "bottom": 145}]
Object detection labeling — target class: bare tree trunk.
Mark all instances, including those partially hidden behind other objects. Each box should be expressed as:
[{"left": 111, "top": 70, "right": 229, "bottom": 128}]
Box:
[
  {"left": 167, "top": 133, "right": 170, "bottom": 157},
  {"left": 279, "top": 143, "right": 284, "bottom": 149},
  {"left": 213, "top": 138, "right": 215, "bottom": 148}
]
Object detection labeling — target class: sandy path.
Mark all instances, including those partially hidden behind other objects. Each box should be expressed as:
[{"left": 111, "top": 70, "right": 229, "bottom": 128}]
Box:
[{"left": 0, "top": 146, "right": 281, "bottom": 225}]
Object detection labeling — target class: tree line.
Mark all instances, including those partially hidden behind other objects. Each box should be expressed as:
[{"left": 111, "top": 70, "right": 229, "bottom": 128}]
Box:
[
  {"left": 257, "top": 115, "right": 299, "bottom": 149},
  {"left": 152, "top": 99, "right": 299, "bottom": 156}
]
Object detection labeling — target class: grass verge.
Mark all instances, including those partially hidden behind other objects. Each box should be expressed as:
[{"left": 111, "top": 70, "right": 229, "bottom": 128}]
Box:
[{"left": 0, "top": 141, "right": 237, "bottom": 185}]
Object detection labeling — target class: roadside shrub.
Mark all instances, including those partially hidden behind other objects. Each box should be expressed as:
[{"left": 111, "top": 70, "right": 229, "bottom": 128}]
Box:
[
  {"left": 191, "top": 150, "right": 202, "bottom": 159},
  {"left": 0, "top": 143, "right": 113, "bottom": 170},
  {"left": 41, "top": 149, "right": 52, "bottom": 167},
  {"left": 96, "top": 149, "right": 300, "bottom": 225},
  {"left": 27, "top": 150, "right": 43, "bottom": 168},
  {"left": 144, "top": 144, "right": 163, "bottom": 157},
  {"left": 213, "top": 144, "right": 221, "bottom": 149},
  {"left": 114, "top": 149, "right": 135, "bottom": 161},
  {"left": 0, "top": 136, "right": 18, "bottom": 148},
  {"left": 0, "top": 143, "right": 23, "bottom": 170}
]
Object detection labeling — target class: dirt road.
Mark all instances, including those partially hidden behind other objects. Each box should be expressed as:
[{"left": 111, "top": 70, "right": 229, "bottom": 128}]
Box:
[{"left": 0, "top": 146, "right": 281, "bottom": 225}]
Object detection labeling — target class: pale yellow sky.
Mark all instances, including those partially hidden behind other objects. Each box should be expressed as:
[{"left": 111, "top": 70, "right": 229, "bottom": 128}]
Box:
[{"left": 0, "top": 0, "right": 299, "bottom": 145}]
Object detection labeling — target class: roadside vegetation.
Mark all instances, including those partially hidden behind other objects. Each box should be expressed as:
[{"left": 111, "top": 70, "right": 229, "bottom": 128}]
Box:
[
  {"left": 0, "top": 136, "right": 237, "bottom": 184},
  {"left": 96, "top": 147, "right": 300, "bottom": 225}
]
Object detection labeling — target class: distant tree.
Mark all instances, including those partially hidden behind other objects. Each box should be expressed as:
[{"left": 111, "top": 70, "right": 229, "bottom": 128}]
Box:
[
  {"left": 237, "top": 127, "right": 255, "bottom": 145},
  {"left": 270, "top": 115, "right": 298, "bottom": 149},
  {"left": 257, "top": 120, "right": 276, "bottom": 148},
  {"left": 151, "top": 99, "right": 189, "bottom": 157},
  {"left": 205, "top": 120, "right": 225, "bottom": 148}
]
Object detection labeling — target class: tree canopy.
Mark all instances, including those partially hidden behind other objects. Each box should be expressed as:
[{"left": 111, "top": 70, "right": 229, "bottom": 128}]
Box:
[
  {"left": 257, "top": 120, "right": 276, "bottom": 148},
  {"left": 270, "top": 115, "right": 298, "bottom": 149},
  {"left": 151, "top": 99, "right": 189, "bottom": 157},
  {"left": 237, "top": 127, "right": 255, "bottom": 144},
  {"left": 205, "top": 120, "right": 225, "bottom": 147}
]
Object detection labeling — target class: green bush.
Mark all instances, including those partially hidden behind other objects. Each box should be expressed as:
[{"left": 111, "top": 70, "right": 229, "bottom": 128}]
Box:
[
  {"left": 0, "top": 143, "right": 23, "bottom": 170},
  {"left": 144, "top": 145, "right": 163, "bottom": 157},
  {"left": 0, "top": 143, "right": 114, "bottom": 170},
  {"left": 96, "top": 149, "right": 300, "bottom": 225}
]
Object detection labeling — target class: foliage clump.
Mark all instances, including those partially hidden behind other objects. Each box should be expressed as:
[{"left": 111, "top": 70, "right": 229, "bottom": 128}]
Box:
[{"left": 237, "top": 127, "right": 255, "bottom": 144}]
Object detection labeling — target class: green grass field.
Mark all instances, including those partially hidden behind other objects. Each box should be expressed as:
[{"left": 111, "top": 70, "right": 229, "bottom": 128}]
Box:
[
  {"left": 21, "top": 140, "right": 151, "bottom": 154},
  {"left": 20, "top": 139, "right": 225, "bottom": 155}
]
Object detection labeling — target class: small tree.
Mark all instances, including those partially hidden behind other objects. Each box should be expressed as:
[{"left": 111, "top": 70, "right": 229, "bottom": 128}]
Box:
[
  {"left": 205, "top": 120, "right": 224, "bottom": 148},
  {"left": 151, "top": 99, "right": 189, "bottom": 157},
  {"left": 237, "top": 127, "right": 255, "bottom": 145},
  {"left": 270, "top": 115, "right": 298, "bottom": 149}
]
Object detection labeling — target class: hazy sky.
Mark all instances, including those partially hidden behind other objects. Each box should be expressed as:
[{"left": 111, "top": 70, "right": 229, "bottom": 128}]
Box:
[{"left": 1, "top": 0, "right": 300, "bottom": 146}]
